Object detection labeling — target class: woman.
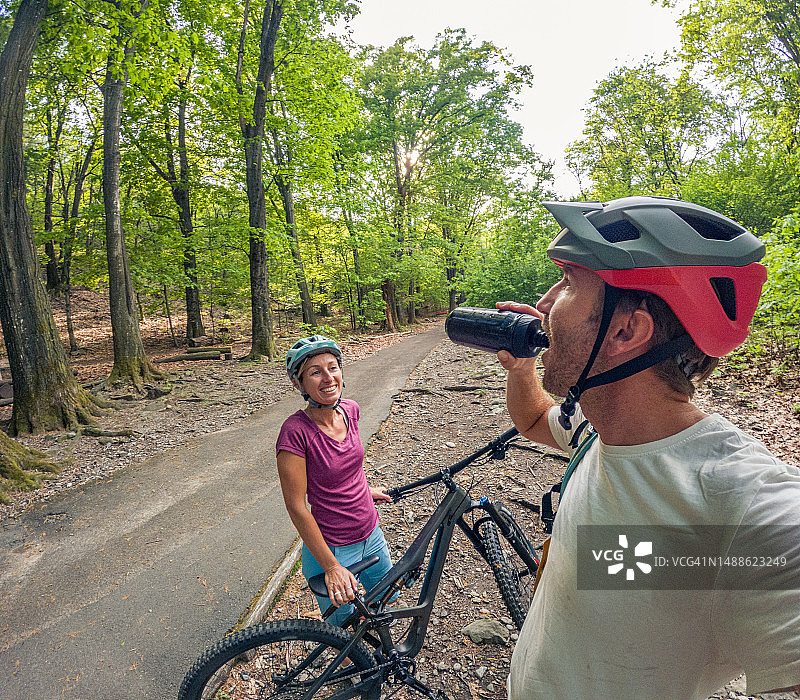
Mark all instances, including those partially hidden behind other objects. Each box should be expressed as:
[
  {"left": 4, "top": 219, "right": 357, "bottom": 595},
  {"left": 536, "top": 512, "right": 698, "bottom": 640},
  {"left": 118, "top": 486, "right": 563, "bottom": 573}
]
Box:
[{"left": 276, "top": 335, "right": 394, "bottom": 626}]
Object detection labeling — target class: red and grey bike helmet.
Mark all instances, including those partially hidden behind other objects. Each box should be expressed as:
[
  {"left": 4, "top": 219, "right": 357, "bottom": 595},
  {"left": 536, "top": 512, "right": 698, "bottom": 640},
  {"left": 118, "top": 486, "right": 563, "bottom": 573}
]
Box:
[
  {"left": 540, "top": 196, "right": 767, "bottom": 427},
  {"left": 543, "top": 196, "right": 767, "bottom": 357},
  {"left": 286, "top": 335, "right": 343, "bottom": 408}
]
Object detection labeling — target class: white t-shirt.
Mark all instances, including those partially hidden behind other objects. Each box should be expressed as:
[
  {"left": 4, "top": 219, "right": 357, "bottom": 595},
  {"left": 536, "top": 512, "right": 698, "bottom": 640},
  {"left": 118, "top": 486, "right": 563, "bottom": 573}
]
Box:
[{"left": 508, "top": 406, "right": 800, "bottom": 699}]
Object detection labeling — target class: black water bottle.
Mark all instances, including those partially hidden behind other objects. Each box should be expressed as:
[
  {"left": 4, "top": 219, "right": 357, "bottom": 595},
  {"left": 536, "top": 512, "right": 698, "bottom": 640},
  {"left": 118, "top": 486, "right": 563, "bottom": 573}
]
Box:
[{"left": 445, "top": 307, "right": 549, "bottom": 358}]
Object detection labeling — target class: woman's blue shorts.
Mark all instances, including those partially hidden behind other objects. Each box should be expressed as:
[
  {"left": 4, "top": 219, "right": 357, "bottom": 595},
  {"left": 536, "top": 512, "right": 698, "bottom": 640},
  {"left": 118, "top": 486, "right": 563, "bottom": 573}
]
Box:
[{"left": 301, "top": 524, "right": 393, "bottom": 627}]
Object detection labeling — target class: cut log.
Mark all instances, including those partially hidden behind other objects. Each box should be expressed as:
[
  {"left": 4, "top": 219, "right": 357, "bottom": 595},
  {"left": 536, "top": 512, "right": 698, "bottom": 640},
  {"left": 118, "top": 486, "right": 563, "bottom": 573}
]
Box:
[
  {"left": 441, "top": 385, "right": 504, "bottom": 392},
  {"left": 80, "top": 426, "right": 140, "bottom": 438},
  {"left": 186, "top": 346, "right": 231, "bottom": 354},
  {"left": 155, "top": 352, "right": 224, "bottom": 363},
  {"left": 0, "top": 381, "right": 13, "bottom": 399}
]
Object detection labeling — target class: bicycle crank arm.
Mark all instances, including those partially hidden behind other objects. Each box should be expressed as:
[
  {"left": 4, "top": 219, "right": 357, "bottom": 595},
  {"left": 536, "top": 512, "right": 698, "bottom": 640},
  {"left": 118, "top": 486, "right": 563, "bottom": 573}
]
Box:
[{"left": 395, "top": 670, "right": 448, "bottom": 699}]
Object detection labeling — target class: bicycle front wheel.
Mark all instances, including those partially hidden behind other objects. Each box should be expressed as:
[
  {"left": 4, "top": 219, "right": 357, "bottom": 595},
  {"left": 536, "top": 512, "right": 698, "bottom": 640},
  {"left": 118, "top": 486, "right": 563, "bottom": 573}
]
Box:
[
  {"left": 478, "top": 502, "right": 538, "bottom": 630},
  {"left": 178, "top": 619, "right": 378, "bottom": 700}
]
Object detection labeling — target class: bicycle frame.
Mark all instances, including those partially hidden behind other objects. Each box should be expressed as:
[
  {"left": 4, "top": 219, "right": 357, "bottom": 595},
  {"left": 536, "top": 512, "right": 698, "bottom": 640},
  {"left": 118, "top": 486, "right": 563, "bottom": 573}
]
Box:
[
  {"left": 302, "top": 427, "right": 540, "bottom": 698},
  {"left": 179, "top": 432, "right": 544, "bottom": 700}
]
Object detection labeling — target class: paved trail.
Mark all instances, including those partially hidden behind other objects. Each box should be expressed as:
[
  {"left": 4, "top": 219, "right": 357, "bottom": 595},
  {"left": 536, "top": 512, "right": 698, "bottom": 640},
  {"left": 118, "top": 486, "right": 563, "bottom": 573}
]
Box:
[{"left": 0, "top": 326, "right": 446, "bottom": 700}]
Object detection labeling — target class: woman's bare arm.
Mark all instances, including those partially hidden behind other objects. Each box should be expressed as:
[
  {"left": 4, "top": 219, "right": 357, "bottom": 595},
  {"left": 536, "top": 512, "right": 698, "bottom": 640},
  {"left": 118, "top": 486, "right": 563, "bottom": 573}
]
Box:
[{"left": 276, "top": 450, "right": 358, "bottom": 603}]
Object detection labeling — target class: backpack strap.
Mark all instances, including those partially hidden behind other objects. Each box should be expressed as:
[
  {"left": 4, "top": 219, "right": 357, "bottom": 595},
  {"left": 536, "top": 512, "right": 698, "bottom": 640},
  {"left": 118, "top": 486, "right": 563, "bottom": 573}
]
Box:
[{"left": 540, "top": 429, "right": 598, "bottom": 534}]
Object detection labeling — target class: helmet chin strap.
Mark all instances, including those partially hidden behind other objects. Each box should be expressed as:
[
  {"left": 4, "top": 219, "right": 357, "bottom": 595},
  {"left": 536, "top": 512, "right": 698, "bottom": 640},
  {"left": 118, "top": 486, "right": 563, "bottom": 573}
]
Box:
[
  {"left": 558, "top": 285, "right": 694, "bottom": 430},
  {"left": 303, "top": 394, "right": 342, "bottom": 410},
  {"left": 558, "top": 285, "right": 621, "bottom": 430}
]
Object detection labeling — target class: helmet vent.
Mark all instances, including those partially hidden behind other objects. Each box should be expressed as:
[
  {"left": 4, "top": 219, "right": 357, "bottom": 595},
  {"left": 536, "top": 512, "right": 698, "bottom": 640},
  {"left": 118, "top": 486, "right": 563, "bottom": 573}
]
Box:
[
  {"left": 710, "top": 277, "right": 737, "bottom": 320},
  {"left": 596, "top": 220, "right": 641, "bottom": 243},
  {"left": 678, "top": 213, "right": 741, "bottom": 241}
]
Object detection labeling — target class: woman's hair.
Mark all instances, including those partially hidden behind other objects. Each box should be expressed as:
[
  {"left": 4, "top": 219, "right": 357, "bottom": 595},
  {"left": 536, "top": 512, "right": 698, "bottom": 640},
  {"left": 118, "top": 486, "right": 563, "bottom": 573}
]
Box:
[
  {"left": 295, "top": 357, "right": 312, "bottom": 383},
  {"left": 616, "top": 289, "right": 718, "bottom": 397}
]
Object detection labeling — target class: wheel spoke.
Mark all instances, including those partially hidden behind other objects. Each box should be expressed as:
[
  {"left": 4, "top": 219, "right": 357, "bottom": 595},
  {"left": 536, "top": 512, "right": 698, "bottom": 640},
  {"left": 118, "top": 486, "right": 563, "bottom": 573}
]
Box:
[{"left": 178, "top": 620, "right": 377, "bottom": 700}]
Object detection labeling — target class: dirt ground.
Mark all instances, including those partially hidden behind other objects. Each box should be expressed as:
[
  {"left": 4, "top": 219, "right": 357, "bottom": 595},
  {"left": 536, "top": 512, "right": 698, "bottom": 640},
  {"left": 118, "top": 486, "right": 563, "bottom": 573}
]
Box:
[{"left": 1, "top": 291, "right": 799, "bottom": 699}]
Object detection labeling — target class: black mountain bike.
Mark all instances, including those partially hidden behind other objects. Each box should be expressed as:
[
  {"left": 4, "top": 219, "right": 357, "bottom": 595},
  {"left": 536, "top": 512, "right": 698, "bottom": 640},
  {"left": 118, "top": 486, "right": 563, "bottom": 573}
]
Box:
[{"left": 178, "top": 427, "right": 540, "bottom": 700}]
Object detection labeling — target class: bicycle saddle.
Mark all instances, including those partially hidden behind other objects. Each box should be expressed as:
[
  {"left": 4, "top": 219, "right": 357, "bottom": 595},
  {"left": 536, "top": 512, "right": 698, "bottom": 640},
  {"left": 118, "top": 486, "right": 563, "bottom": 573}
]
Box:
[{"left": 307, "top": 554, "right": 380, "bottom": 597}]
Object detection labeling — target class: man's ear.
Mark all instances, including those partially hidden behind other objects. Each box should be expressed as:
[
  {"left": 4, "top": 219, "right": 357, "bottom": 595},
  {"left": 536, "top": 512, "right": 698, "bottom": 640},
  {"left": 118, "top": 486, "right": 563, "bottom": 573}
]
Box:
[{"left": 607, "top": 307, "right": 654, "bottom": 356}]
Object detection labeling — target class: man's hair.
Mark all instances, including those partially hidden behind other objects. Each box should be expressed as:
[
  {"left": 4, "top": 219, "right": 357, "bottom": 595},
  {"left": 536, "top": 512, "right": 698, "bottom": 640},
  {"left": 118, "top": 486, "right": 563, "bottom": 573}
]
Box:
[{"left": 616, "top": 289, "right": 719, "bottom": 397}]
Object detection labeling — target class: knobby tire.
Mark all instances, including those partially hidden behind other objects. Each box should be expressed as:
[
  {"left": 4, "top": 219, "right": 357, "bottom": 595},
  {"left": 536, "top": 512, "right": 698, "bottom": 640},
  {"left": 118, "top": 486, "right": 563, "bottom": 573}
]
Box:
[
  {"left": 477, "top": 503, "right": 537, "bottom": 630},
  {"left": 178, "top": 619, "right": 378, "bottom": 700}
]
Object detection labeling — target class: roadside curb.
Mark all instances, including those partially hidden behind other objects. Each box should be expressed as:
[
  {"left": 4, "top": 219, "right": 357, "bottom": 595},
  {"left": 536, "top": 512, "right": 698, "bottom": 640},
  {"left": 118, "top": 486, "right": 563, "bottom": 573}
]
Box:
[{"left": 242, "top": 540, "right": 302, "bottom": 628}]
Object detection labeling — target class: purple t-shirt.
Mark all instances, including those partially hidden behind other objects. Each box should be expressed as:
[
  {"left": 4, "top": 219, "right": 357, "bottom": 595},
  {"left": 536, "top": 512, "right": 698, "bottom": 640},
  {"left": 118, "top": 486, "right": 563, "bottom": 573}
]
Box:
[{"left": 276, "top": 399, "right": 378, "bottom": 547}]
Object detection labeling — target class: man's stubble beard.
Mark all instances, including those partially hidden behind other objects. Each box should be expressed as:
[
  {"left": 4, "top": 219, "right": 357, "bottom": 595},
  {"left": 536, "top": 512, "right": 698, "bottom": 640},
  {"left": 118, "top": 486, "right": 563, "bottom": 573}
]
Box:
[{"left": 539, "top": 307, "right": 604, "bottom": 399}]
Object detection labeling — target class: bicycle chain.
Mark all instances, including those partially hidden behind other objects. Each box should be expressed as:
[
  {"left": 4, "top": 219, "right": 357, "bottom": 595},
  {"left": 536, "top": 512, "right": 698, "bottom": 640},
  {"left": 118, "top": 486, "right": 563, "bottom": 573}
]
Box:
[{"left": 337, "top": 653, "right": 451, "bottom": 700}]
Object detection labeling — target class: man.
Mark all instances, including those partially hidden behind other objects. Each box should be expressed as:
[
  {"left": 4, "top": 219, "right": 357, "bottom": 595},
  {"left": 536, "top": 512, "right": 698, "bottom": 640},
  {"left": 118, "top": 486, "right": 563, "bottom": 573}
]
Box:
[{"left": 498, "top": 196, "right": 800, "bottom": 699}]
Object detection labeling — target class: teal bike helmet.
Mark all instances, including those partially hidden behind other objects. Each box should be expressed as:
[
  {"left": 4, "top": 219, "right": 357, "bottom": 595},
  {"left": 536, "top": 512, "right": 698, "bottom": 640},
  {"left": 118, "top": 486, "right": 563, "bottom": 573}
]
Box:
[{"left": 286, "top": 335, "right": 343, "bottom": 408}]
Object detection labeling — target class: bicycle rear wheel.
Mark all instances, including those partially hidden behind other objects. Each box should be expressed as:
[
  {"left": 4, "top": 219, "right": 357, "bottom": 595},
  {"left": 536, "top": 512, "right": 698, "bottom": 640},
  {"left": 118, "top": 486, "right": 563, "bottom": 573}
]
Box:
[
  {"left": 478, "top": 502, "right": 538, "bottom": 630},
  {"left": 178, "top": 619, "right": 378, "bottom": 700}
]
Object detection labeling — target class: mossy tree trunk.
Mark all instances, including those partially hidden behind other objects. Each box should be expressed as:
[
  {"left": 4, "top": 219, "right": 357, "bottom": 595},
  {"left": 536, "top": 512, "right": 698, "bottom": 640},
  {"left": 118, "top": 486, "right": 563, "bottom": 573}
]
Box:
[
  {"left": 0, "top": 0, "right": 104, "bottom": 436},
  {"left": 0, "top": 429, "right": 57, "bottom": 504}
]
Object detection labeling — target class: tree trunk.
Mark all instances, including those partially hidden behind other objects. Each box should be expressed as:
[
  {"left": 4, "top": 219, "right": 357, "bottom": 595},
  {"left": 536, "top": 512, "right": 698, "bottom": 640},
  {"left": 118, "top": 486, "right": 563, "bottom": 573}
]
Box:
[
  {"left": 273, "top": 152, "right": 315, "bottom": 326},
  {"left": 385, "top": 139, "right": 413, "bottom": 330},
  {"left": 270, "top": 101, "right": 314, "bottom": 325},
  {"left": 63, "top": 139, "right": 95, "bottom": 350},
  {"left": 60, "top": 162, "right": 78, "bottom": 351},
  {"left": 236, "top": 0, "right": 282, "bottom": 360},
  {"left": 175, "top": 78, "right": 204, "bottom": 341},
  {"left": 62, "top": 136, "right": 96, "bottom": 352},
  {"left": 0, "top": 428, "right": 57, "bottom": 504},
  {"left": 312, "top": 232, "right": 329, "bottom": 317},
  {"left": 447, "top": 266, "right": 459, "bottom": 313},
  {"left": 381, "top": 280, "right": 400, "bottom": 332},
  {"left": 446, "top": 245, "right": 458, "bottom": 312},
  {"left": 101, "top": 13, "right": 161, "bottom": 389},
  {"left": 332, "top": 153, "right": 365, "bottom": 326},
  {"left": 0, "top": 0, "right": 104, "bottom": 435},
  {"left": 44, "top": 104, "right": 65, "bottom": 295},
  {"left": 351, "top": 242, "right": 364, "bottom": 325},
  {"left": 140, "top": 92, "right": 205, "bottom": 342},
  {"left": 177, "top": 182, "right": 204, "bottom": 341}
]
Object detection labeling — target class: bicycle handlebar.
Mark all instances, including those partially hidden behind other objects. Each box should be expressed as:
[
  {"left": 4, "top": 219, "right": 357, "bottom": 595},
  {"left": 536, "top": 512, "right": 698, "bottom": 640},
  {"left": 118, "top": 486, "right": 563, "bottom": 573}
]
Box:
[{"left": 387, "top": 426, "right": 520, "bottom": 500}]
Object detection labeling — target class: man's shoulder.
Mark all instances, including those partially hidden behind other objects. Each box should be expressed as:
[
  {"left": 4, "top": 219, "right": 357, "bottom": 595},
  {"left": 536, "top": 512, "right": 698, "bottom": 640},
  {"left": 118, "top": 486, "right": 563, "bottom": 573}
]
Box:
[
  {"left": 697, "top": 414, "right": 789, "bottom": 466},
  {"left": 686, "top": 415, "right": 800, "bottom": 512}
]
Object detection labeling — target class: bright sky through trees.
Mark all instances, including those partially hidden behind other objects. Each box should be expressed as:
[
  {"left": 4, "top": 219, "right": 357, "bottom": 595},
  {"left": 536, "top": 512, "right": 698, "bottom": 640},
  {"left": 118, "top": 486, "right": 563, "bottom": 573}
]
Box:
[{"left": 339, "top": 0, "right": 682, "bottom": 196}]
